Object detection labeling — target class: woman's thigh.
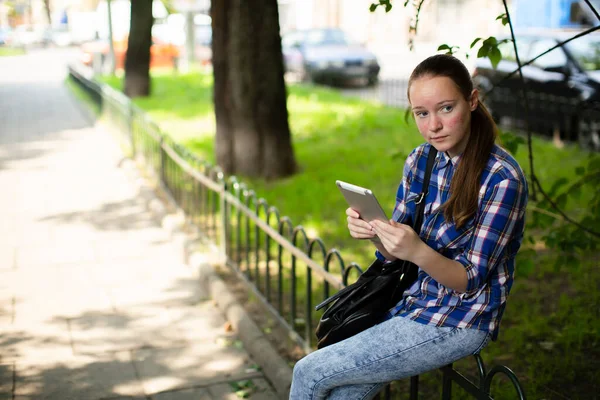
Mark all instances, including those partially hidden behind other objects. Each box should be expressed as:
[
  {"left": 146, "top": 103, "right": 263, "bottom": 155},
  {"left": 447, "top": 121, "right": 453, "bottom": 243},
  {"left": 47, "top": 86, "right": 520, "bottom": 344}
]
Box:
[{"left": 290, "top": 316, "right": 489, "bottom": 400}]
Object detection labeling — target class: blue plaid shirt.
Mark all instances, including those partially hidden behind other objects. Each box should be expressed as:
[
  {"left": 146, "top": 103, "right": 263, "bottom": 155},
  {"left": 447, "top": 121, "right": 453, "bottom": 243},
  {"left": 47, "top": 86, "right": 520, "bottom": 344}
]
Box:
[{"left": 376, "top": 143, "right": 528, "bottom": 337}]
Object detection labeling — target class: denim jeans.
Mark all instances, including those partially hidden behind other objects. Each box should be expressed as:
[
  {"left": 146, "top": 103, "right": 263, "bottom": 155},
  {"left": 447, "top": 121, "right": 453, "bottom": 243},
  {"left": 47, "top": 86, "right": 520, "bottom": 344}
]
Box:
[{"left": 290, "top": 316, "right": 490, "bottom": 400}]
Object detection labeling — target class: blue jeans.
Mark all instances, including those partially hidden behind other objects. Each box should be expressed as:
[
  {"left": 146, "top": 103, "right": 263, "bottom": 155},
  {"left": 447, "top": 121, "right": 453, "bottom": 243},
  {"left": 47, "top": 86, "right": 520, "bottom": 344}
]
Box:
[{"left": 290, "top": 316, "right": 490, "bottom": 399}]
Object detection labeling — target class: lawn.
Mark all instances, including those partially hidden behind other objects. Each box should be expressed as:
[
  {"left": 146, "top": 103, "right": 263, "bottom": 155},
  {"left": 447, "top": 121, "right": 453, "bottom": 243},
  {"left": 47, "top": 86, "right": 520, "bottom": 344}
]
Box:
[
  {"left": 0, "top": 46, "right": 25, "bottom": 57},
  {"left": 97, "top": 71, "right": 599, "bottom": 398}
]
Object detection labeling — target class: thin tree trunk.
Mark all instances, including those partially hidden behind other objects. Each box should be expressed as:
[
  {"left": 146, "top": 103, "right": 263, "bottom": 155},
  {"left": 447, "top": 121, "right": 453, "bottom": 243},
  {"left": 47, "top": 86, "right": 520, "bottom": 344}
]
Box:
[
  {"left": 212, "top": 0, "right": 297, "bottom": 179},
  {"left": 124, "top": 0, "right": 153, "bottom": 98},
  {"left": 43, "top": 0, "right": 51, "bottom": 25}
]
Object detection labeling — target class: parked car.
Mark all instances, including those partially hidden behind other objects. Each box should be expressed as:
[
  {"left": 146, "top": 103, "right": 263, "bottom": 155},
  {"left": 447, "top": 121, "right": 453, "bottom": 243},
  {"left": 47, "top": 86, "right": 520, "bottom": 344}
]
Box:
[
  {"left": 472, "top": 30, "right": 600, "bottom": 151},
  {"left": 79, "top": 26, "right": 180, "bottom": 71},
  {"left": 282, "top": 28, "right": 380, "bottom": 86},
  {"left": 0, "top": 27, "right": 12, "bottom": 45}
]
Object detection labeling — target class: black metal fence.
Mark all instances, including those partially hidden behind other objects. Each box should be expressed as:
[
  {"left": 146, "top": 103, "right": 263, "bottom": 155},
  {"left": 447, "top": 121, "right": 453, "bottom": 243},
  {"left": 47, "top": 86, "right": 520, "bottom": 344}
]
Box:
[
  {"left": 68, "top": 64, "right": 526, "bottom": 399},
  {"left": 339, "top": 78, "right": 600, "bottom": 151}
]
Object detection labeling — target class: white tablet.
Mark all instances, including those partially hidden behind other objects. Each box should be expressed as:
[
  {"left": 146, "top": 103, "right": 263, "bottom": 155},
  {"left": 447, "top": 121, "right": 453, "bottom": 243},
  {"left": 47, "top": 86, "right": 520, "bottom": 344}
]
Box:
[{"left": 336, "top": 180, "right": 389, "bottom": 223}]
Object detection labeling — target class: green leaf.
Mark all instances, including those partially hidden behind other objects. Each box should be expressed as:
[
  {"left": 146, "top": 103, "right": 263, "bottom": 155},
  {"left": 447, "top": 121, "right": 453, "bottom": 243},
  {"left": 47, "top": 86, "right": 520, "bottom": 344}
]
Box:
[
  {"left": 556, "top": 193, "right": 567, "bottom": 208},
  {"left": 483, "top": 36, "right": 498, "bottom": 46},
  {"left": 489, "top": 46, "right": 502, "bottom": 69},
  {"left": 477, "top": 44, "right": 489, "bottom": 58},
  {"left": 575, "top": 166, "right": 585, "bottom": 176},
  {"left": 571, "top": 184, "right": 582, "bottom": 200},
  {"left": 369, "top": 3, "right": 378, "bottom": 12},
  {"left": 385, "top": 3, "right": 392, "bottom": 12},
  {"left": 496, "top": 13, "right": 508, "bottom": 25},
  {"left": 549, "top": 177, "right": 568, "bottom": 195},
  {"left": 470, "top": 37, "right": 482, "bottom": 49}
]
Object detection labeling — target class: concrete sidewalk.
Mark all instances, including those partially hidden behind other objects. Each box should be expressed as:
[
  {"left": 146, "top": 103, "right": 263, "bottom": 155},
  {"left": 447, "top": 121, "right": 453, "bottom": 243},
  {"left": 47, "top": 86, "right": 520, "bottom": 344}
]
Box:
[{"left": 0, "top": 49, "right": 279, "bottom": 399}]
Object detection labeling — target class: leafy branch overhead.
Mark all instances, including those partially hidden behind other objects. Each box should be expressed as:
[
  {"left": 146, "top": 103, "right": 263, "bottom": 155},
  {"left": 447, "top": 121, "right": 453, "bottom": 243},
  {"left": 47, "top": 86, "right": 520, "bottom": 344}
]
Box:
[{"left": 370, "top": 1, "right": 510, "bottom": 67}]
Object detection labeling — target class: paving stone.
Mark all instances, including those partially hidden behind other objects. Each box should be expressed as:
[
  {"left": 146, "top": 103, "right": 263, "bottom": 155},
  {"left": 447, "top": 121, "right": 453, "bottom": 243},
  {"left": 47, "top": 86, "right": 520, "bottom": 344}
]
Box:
[
  {"left": 168, "top": 303, "right": 232, "bottom": 342},
  {"left": 205, "top": 378, "right": 278, "bottom": 400},
  {"left": 15, "top": 242, "right": 96, "bottom": 267},
  {"left": 69, "top": 309, "right": 187, "bottom": 354},
  {"left": 132, "top": 343, "right": 261, "bottom": 395},
  {"left": 0, "top": 363, "right": 14, "bottom": 399},
  {"left": 0, "top": 320, "right": 73, "bottom": 365},
  {"left": 13, "top": 352, "right": 145, "bottom": 399},
  {"left": 152, "top": 387, "right": 211, "bottom": 400},
  {"left": 0, "top": 295, "right": 13, "bottom": 326},
  {"left": 0, "top": 246, "right": 15, "bottom": 271}
]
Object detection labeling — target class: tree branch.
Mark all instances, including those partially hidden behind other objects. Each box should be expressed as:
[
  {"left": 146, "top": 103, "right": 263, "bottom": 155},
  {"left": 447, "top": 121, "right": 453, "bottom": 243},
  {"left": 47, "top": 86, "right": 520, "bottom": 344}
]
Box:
[
  {"left": 486, "top": 25, "right": 600, "bottom": 97},
  {"left": 528, "top": 205, "right": 565, "bottom": 221},
  {"left": 502, "top": 0, "right": 537, "bottom": 200},
  {"left": 533, "top": 176, "right": 600, "bottom": 238},
  {"left": 584, "top": 0, "right": 600, "bottom": 21}
]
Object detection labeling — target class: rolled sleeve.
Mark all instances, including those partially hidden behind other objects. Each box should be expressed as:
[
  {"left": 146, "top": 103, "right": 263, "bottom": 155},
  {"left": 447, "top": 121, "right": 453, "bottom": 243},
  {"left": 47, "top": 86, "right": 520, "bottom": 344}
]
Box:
[{"left": 454, "top": 178, "right": 527, "bottom": 296}]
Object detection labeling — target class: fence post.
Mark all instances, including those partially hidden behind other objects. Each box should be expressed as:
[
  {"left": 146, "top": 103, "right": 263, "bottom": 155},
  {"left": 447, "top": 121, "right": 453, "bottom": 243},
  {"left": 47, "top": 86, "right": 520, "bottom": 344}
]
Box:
[
  {"left": 442, "top": 365, "right": 453, "bottom": 400},
  {"left": 128, "top": 101, "right": 135, "bottom": 158},
  {"left": 159, "top": 136, "right": 166, "bottom": 186},
  {"left": 410, "top": 375, "right": 419, "bottom": 400},
  {"left": 220, "top": 176, "right": 228, "bottom": 265}
]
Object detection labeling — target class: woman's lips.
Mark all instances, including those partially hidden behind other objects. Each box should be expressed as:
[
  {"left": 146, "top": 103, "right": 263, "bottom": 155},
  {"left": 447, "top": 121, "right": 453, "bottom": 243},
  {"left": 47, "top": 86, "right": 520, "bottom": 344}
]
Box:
[{"left": 431, "top": 136, "right": 448, "bottom": 142}]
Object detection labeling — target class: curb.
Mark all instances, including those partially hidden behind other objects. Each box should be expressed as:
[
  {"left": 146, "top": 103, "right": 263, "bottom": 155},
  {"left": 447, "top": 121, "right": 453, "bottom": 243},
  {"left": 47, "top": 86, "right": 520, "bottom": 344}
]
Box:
[
  {"left": 190, "top": 253, "right": 293, "bottom": 398},
  {"left": 119, "top": 157, "right": 293, "bottom": 399}
]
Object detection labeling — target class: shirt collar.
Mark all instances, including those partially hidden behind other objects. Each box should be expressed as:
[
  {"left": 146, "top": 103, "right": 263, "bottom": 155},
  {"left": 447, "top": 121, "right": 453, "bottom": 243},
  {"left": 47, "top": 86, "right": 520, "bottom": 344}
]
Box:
[{"left": 436, "top": 151, "right": 461, "bottom": 170}]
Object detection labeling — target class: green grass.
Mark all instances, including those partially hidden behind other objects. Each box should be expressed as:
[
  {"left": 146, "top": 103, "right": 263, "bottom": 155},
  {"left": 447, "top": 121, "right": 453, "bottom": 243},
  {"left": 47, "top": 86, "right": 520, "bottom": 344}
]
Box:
[
  {"left": 0, "top": 46, "right": 25, "bottom": 57},
  {"left": 95, "top": 72, "right": 599, "bottom": 399}
]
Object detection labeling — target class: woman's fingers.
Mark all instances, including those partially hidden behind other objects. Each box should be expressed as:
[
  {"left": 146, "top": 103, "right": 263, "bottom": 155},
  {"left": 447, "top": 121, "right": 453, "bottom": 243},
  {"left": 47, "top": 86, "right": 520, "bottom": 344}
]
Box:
[
  {"left": 347, "top": 217, "right": 375, "bottom": 239},
  {"left": 345, "top": 207, "right": 360, "bottom": 218}
]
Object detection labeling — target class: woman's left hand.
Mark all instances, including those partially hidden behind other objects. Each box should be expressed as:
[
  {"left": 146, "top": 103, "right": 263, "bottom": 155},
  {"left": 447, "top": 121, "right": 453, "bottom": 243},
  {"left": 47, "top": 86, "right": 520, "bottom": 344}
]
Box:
[{"left": 370, "top": 220, "right": 424, "bottom": 263}]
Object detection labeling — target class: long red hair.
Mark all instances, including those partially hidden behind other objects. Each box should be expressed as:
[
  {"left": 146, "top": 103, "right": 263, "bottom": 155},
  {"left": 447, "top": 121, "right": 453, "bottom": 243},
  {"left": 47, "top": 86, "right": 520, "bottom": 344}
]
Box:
[{"left": 408, "top": 55, "right": 498, "bottom": 228}]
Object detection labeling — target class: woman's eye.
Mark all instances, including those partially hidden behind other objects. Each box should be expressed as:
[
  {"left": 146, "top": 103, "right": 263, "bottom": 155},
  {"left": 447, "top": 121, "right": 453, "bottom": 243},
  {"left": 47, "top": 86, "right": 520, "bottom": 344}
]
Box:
[
  {"left": 441, "top": 105, "right": 453, "bottom": 113},
  {"left": 415, "top": 111, "right": 428, "bottom": 118}
]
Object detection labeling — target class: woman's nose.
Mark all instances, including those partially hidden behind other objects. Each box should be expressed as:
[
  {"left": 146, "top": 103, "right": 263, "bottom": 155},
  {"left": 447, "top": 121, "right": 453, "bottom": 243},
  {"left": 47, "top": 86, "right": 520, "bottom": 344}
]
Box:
[{"left": 429, "top": 115, "right": 442, "bottom": 132}]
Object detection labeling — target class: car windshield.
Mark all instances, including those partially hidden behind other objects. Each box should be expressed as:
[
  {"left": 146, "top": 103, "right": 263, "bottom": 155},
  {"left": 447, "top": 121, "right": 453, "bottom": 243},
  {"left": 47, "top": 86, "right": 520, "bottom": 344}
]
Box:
[
  {"left": 567, "top": 36, "right": 600, "bottom": 72},
  {"left": 304, "top": 30, "right": 348, "bottom": 46}
]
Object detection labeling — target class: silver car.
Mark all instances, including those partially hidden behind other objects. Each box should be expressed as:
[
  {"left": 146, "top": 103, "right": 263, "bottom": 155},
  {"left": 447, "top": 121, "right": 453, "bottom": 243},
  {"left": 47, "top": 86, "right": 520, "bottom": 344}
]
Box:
[{"left": 282, "top": 28, "right": 380, "bottom": 86}]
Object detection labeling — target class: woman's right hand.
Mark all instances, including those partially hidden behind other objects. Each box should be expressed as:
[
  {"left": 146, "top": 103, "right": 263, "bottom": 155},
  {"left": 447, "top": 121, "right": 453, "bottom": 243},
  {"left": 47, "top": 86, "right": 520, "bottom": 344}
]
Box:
[{"left": 346, "top": 208, "right": 377, "bottom": 240}]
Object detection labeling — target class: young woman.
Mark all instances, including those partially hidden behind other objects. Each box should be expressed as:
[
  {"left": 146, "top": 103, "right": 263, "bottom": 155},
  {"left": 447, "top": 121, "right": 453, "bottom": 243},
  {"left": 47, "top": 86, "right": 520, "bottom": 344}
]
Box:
[{"left": 289, "top": 54, "right": 528, "bottom": 399}]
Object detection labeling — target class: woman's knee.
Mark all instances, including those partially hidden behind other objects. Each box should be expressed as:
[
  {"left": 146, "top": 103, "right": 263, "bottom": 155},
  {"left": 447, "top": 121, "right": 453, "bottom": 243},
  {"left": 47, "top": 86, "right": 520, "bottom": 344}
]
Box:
[
  {"left": 292, "top": 356, "right": 309, "bottom": 383},
  {"left": 291, "top": 355, "right": 316, "bottom": 398}
]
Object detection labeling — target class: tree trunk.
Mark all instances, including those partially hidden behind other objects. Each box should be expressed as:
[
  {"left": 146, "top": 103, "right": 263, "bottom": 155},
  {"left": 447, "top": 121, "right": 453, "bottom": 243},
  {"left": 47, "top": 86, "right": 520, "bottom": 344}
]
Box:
[
  {"left": 212, "top": 0, "right": 297, "bottom": 180},
  {"left": 124, "top": 0, "right": 153, "bottom": 98},
  {"left": 43, "top": 0, "right": 51, "bottom": 25}
]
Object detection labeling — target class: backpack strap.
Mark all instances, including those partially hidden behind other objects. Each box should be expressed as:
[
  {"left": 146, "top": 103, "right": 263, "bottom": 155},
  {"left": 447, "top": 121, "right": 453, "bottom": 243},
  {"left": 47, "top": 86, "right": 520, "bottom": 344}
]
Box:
[{"left": 412, "top": 147, "right": 438, "bottom": 235}]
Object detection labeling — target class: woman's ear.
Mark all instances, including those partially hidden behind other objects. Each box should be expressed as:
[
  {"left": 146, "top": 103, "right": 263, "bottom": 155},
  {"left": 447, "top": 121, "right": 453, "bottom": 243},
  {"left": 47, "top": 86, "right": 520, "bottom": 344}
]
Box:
[{"left": 469, "top": 89, "right": 479, "bottom": 111}]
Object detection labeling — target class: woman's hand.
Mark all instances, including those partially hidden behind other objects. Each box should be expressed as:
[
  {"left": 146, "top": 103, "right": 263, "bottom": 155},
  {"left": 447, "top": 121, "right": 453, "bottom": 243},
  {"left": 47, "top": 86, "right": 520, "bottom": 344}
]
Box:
[
  {"left": 346, "top": 208, "right": 377, "bottom": 240},
  {"left": 370, "top": 220, "right": 425, "bottom": 263}
]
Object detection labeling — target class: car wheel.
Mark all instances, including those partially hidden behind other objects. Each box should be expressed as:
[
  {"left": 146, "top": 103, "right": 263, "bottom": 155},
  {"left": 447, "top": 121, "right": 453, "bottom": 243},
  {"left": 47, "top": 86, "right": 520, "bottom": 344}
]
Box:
[
  {"left": 578, "top": 119, "right": 600, "bottom": 152},
  {"left": 366, "top": 74, "right": 378, "bottom": 87}
]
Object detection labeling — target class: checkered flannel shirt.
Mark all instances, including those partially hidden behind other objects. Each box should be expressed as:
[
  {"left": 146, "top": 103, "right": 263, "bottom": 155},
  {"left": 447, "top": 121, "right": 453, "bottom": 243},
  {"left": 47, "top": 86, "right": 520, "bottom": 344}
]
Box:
[{"left": 376, "top": 143, "right": 528, "bottom": 338}]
